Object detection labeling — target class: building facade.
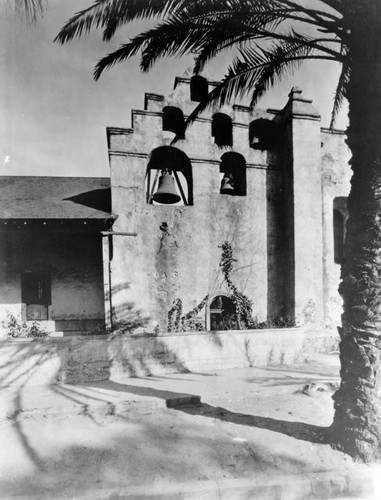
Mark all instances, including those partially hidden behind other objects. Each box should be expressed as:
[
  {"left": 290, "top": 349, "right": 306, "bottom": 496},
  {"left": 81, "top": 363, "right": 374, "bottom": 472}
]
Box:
[{"left": 0, "top": 71, "right": 351, "bottom": 336}]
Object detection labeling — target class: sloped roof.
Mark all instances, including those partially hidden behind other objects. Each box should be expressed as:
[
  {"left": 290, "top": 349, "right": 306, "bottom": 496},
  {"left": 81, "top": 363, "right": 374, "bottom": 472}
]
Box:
[{"left": 0, "top": 176, "right": 113, "bottom": 220}]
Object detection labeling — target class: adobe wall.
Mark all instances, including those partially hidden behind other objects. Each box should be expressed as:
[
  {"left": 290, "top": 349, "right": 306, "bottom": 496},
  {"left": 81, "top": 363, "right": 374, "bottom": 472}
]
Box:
[
  {"left": 107, "top": 72, "right": 351, "bottom": 332},
  {"left": 0, "top": 227, "right": 105, "bottom": 334},
  {"left": 107, "top": 76, "right": 286, "bottom": 332},
  {"left": 320, "top": 129, "right": 351, "bottom": 327},
  {"left": 286, "top": 93, "right": 324, "bottom": 325}
]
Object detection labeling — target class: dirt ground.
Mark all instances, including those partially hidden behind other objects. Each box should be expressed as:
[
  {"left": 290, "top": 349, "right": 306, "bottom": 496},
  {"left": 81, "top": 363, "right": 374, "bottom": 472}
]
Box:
[{"left": 0, "top": 356, "right": 378, "bottom": 499}]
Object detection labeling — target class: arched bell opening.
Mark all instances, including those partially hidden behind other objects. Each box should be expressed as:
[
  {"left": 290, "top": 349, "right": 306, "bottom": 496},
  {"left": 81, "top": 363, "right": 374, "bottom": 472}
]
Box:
[
  {"left": 219, "top": 152, "right": 246, "bottom": 196},
  {"left": 145, "top": 146, "right": 193, "bottom": 206},
  {"left": 249, "top": 118, "right": 279, "bottom": 150},
  {"left": 190, "top": 75, "right": 208, "bottom": 102},
  {"left": 207, "top": 294, "right": 237, "bottom": 331},
  {"left": 333, "top": 197, "right": 348, "bottom": 264},
  {"left": 162, "top": 106, "right": 185, "bottom": 140},
  {"left": 212, "top": 113, "right": 233, "bottom": 147}
]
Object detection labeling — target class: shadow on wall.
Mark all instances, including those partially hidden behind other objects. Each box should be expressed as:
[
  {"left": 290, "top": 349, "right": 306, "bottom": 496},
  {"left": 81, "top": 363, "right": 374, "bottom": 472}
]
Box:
[
  {"left": 107, "top": 333, "right": 191, "bottom": 378},
  {"left": 266, "top": 168, "right": 289, "bottom": 323}
]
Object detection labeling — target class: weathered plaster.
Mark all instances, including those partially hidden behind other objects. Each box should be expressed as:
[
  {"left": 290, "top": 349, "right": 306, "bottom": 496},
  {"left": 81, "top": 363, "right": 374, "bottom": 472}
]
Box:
[
  {"left": 321, "top": 129, "right": 351, "bottom": 327},
  {"left": 106, "top": 75, "right": 350, "bottom": 332},
  {"left": 107, "top": 75, "right": 292, "bottom": 332}
]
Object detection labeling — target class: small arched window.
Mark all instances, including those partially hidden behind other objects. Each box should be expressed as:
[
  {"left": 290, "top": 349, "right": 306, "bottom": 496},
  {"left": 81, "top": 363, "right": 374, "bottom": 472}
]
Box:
[
  {"left": 162, "top": 106, "right": 185, "bottom": 139},
  {"left": 208, "top": 295, "right": 236, "bottom": 331},
  {"left": 249, "top": 118, "right": 279, "bottom": 150},
  {"left": 333, "top": 197, "right": 348, "bottom": 264},
  {"left": 212, "top": 113, "right": 233, "bottom": 147},
  {"left": 190, "top": 75, "right": 208, "bottom": 102},
  {"left": 219, "top": 152, "right": 246, "bottom": 196},
  {"left": 333, "top": 210, "right": 344, "bottom": 264},
  {"left": 145, "top": 146, "right": 193, "bottom": 206}
]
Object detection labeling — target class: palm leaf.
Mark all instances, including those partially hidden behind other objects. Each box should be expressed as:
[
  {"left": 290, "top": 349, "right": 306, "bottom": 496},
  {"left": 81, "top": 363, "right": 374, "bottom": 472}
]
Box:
[
  {"left": 177, "top": 34, "right": 338, "bottom": 139},
  {"left": 330, "top": 61, "right": 350, "bottom": 128},
  {"left": 15, "top": 0, "right": 44, "bottom": 23},
  {"left": 57, "top": 0, "right": 347, "bottom": 130},
  {"left": 93, "top": 3, "right": 342, "bottom": 80},
  {"left": 93, "top": 17, "right": 213, "bottom": 79},
  {"left": 55, "top": 0, "right": 185, "bottom": 44}
]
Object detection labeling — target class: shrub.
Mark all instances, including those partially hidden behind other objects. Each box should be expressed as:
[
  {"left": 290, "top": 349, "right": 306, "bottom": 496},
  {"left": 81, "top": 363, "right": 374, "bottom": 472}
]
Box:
[{"left": 4, "top": 312, "right": 49, "bottom": 338}]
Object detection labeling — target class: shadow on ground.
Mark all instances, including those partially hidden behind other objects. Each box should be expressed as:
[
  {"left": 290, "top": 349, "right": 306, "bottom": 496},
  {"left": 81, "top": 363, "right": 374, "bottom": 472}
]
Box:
[
  {"left": 85, "top": 380, "right": 329, "bottom": 445},
  {"left": 177, "top": 403, "right": 328, "bottom": 444}
]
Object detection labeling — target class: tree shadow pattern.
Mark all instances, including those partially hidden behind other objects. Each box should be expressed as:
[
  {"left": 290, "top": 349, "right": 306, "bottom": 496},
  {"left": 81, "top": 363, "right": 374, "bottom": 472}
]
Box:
[{"left": 0, "top": 288, "right": 337, "bottom": 479}]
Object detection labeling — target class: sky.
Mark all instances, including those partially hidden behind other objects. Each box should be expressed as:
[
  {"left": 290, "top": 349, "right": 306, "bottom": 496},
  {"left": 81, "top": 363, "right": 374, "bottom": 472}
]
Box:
[{"left": 0, "top": 0, "right": 348, "bottom": 178}]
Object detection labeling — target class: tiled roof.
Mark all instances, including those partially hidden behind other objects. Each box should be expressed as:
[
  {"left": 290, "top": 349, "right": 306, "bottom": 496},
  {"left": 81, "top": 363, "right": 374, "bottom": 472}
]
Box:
[{"left": 0, "top": 176, "right": 113, "bottom": 220}]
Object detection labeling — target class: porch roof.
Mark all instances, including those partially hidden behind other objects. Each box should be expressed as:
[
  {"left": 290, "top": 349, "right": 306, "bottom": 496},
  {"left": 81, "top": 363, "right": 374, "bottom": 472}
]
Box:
[{"left": 0, "top": 176, "right": 114, "bottom": 220}]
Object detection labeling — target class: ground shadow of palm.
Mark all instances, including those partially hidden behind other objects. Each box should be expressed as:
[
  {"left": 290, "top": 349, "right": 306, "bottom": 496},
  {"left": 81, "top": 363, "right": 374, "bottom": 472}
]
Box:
[
  {"left": 177, "top": 402, "right": 329, "bottom": 444},
  {"left": 87, "top": 380, "right": 329, "bottom": 445}
]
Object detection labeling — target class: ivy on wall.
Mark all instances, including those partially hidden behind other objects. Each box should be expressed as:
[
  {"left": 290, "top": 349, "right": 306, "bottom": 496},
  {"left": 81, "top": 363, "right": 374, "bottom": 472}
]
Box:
[
  {"left": 167, "top": 241, "right": 255, "bottom": 332},
  {"left": 167, "top": 295, "right": 209, "bottom": 332},
  {"left": 219, "top": 241, "right": 256, "bottom": 329},
  {"left": 166, "top": 240, "right": 294, "bottom": 333}
]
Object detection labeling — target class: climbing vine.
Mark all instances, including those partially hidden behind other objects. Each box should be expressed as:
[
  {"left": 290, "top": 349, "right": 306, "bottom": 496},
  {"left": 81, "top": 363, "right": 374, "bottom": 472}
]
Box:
[
  {"left": 167, "top": 295, "right": 209, "bottom": 332},
  {"left": 167, "top": 241, "right": 255, "bottom": 331},
  {"left": 219, "top": 241, "right": 256, "bottom": 329},
  {"left": 167, "top": 240, "right": 293, "bottom": 332},
  {"left": 167, "top": 241, "right": 256, "bottom": 332}
]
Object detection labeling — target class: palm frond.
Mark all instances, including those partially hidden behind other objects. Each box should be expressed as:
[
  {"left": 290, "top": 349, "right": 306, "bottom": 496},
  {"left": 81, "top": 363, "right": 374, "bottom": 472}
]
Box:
[
  {"left": 192, "top": 9, "right": 290, "bottom": 73},
  {"left": 55, "top": 0, "right": 183, "bottom": 44},
  {"left": 318, "top": 0, "right": 343, "bottom": 14},
  {"left": 93, "top": 17, "right": 213, "bottom": 79},
  {"left": 178, "top": 37, "right": 337, "bottom": 138},
  {"left": 94, "top": 2, "right": 343, "bottom": 81},
  {"left": 93, "top": 38, "right": 145, "bottom": 80},
  {"left": 15, "top": 0, "right": 44, "bottom": 23},
  {"left": 93, "top": 6, "right": 281, "bottom": 78},
  {"left": 139, "top": 12, "right": 271, "bottom": 73},
  {"left": 191, "top": 6, "right": 341, "bottom": 74},
  {"left": 139, "top": 17, "right": 216, "bottom": 72},
  {"left": 248, "top": 35, "right": 314, "bottom": 107},
  {"left": 330, "top": 62, "right": 350, "bottom": 128},
  {"left": 57, "top": 0, "right": 347, "bottom": 130}
]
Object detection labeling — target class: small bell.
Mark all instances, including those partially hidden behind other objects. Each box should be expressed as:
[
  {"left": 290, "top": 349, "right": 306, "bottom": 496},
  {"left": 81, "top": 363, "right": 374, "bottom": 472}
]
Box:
[
  {"left": 220, "top": 174, "right": 234, "bottom": 194},
  {"left": 153, "top": 171, "right": 181, "bottom": 204}
]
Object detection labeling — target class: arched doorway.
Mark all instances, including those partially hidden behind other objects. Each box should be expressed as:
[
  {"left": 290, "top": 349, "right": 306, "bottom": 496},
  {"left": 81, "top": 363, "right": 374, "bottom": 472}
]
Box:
[{"left": 208, "top": 294, "right": 237, "bottom": 331}]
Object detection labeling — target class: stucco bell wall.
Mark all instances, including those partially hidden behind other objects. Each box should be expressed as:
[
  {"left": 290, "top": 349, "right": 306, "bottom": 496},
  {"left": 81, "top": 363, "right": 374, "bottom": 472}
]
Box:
[
  {"left": 107, "top": 75, "right": 351, "bottom": 331},
  {"left": 109, "top": 153, "right": 283, "bottom": 331},
  {"left": 107, "top": 76, "right": 287, "bottom": 331}
]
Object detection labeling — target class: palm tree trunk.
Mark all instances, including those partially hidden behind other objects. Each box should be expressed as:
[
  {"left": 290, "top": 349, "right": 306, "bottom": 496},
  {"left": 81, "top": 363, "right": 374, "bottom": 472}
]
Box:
[{"left": 329, "top": 0, "right": 381, "bottom": 462}]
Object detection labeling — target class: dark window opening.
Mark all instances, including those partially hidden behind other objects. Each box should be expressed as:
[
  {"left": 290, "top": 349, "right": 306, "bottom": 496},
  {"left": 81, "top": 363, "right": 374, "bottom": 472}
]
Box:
[
  {"left": 162, "top": 106, "right": 185, "bottom": 139},
  {"left": 249, "top": 118, "right": 279, "bottom": 150},
  {"left": 333, "top": 197, "right": 348, "bottom": 264},
  {"left": 190, "top": 75, "right": 208, "bottom": 102},
  {"left": 146, "top": 146, "right": 193, "bottom": 206},
  {"left": 209, "top": 295, "right": 237, "bottom": 331},
  {"left": 21, "top": 270, "right": 51, "bottom": 320},
  {"left": 212, "top": 113, "right": 233, "bottom": 147},
  {"left": 220, "top": 152, "right": 246, "bottom": 196},
  {"left": 333, "top": 209, "right": 345, "bottom": 264}
]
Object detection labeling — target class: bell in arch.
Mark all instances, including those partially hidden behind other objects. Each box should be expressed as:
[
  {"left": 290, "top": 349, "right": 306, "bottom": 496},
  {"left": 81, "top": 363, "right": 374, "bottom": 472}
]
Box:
[
  {"left": 153, "top": 170, "right": 181, "bottom": 204},
  {"left": 220, "top": 173, "right": 234, "bottom": 194}
]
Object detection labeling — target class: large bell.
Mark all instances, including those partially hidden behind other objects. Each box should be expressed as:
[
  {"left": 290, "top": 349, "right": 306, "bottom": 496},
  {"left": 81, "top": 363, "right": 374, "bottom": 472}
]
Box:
[
  {"left": 152, "top": 171, "right": 181, "bottom": 204},
  {"left": 220, "top": 174, "right": 234, "bottom": 194}
]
